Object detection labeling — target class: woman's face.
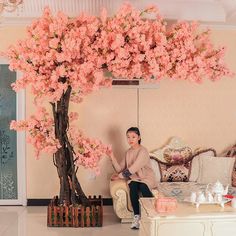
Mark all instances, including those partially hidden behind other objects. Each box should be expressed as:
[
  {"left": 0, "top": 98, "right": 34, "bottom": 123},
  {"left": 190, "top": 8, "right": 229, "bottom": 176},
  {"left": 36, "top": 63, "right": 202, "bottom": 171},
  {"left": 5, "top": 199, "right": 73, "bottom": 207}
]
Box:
[{"left": 126, "top": 131, "right": 140, "bottom": 148}]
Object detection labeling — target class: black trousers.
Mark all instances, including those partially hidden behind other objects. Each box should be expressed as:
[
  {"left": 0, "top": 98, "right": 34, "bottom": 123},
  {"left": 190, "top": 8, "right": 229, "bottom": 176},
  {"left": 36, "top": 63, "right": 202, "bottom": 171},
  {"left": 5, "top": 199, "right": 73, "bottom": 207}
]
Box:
[{"left": 128, "top": 181, "right": 153, "bottom": 215}]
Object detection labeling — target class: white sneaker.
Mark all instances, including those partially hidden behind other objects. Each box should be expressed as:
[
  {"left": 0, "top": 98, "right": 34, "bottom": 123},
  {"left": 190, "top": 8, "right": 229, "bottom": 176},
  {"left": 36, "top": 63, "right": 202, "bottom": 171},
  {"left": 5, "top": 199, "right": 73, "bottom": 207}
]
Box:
[{"left": 131, "top": 215, "right": 140, "bottom": 229}]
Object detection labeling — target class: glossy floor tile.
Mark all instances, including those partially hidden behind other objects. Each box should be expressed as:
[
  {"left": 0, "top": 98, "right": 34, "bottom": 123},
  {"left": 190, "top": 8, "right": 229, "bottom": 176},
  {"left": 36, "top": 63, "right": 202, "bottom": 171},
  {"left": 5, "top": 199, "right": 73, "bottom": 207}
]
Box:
[{"left": 0, "top": 206, "right": 138, "bottom": 236}]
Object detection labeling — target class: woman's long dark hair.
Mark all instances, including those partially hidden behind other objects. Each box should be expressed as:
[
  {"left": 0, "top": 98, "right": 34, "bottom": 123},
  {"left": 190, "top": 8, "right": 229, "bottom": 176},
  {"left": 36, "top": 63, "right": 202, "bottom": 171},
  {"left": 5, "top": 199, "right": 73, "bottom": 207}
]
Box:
[{"left": 126, "top": 127, "right": 141, "bottom": 144}]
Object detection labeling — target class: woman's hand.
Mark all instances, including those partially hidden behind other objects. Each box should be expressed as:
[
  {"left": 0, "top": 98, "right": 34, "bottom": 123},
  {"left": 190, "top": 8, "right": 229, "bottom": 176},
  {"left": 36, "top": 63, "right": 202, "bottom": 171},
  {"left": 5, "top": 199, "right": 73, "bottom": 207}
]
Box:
[
  {"left": 110, "top": 174, "right": 120, "bottom": 181},
  {"left": 110, "top": 173, "right": 125, "bottom": 181},
  {"left": 118, "top": 172, "right": 125, "bottom": 179}
]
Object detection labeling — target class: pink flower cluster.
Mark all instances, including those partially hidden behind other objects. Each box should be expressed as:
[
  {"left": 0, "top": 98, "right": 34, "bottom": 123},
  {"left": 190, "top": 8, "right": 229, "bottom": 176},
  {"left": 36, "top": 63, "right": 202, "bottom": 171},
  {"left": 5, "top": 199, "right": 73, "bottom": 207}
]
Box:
[
  {"left": 68, "top": 127, "right": 112, "bottom": 173},
  {"left": 6, "top": 7, "right": 112, "bottom": 104},
  {"left": 166, "top": 21, "right": 233, "bottom": 82},
  {"left": 93, "top": 4, "right": 169, "bottom": 81},
  {"left": 69, "top": 111, "right": 79, "bottom": 123},
  {"left": 10, "top": 107, "right": 112, "bottom": 170},
  {"left": 10, "top": 107, "right": 60, "bottom": 159}
]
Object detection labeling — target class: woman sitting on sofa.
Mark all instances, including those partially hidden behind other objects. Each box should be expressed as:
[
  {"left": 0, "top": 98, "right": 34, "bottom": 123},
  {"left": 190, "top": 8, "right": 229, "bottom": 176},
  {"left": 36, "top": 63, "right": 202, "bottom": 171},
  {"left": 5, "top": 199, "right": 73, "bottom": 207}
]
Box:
[{"left": 110, "top": 127, "right": 157, "bottom": 230}]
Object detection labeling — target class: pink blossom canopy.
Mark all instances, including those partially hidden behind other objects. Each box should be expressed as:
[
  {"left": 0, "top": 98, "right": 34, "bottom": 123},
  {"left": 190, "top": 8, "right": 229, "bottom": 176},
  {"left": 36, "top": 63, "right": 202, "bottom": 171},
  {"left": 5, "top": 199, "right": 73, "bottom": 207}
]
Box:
[{"left": 6, "top": 3, "right": 233, "bottom": 171}]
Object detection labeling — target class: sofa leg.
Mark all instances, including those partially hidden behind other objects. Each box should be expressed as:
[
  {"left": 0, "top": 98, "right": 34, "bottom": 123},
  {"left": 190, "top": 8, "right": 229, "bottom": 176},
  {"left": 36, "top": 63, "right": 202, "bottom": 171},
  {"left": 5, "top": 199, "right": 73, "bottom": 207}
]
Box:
[{"left": 113, "top": 189, "right": 133, "bottom": 222}]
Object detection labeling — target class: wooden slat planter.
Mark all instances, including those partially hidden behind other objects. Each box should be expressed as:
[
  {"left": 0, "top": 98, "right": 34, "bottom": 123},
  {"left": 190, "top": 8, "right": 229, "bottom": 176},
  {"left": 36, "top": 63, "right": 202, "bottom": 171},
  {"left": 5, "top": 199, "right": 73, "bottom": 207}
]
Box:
[{"left": 47, "top": 195, "right": 103, "bottom": 227}]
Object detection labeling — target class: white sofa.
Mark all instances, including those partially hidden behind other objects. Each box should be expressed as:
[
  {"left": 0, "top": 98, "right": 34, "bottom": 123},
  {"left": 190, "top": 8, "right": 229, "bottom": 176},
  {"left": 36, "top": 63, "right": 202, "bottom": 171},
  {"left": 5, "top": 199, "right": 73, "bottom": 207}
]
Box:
[{"left": 110, "top": 137, "right": 236, "bottom": 223}]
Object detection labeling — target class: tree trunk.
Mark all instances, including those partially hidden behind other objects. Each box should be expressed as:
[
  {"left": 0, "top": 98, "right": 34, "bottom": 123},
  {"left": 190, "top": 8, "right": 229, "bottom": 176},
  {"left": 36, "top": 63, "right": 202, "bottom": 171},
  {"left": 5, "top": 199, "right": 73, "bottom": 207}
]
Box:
[{"left": 51, "top": 85, "right": 89, "bottom": 206}]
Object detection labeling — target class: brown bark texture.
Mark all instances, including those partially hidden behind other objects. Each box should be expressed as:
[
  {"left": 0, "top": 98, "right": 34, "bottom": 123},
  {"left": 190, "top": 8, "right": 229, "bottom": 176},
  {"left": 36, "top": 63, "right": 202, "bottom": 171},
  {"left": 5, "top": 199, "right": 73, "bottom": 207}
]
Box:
[{"left": 51, "top": 85, "right": 89, "bottom": 206}]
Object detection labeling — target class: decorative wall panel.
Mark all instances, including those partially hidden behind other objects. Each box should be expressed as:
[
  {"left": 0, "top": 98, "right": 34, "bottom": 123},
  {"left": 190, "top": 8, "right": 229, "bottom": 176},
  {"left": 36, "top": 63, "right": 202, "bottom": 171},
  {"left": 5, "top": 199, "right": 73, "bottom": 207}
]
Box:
[{"left": 0, "top": 64, "right": 17, "bottom": 200}]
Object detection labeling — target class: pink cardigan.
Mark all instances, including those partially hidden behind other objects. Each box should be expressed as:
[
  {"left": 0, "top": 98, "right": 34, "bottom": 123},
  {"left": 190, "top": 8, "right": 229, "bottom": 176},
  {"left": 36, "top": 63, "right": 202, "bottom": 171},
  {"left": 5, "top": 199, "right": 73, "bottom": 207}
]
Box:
[{"left": 112, "top": 145, "right": 157, "bottom": 190}]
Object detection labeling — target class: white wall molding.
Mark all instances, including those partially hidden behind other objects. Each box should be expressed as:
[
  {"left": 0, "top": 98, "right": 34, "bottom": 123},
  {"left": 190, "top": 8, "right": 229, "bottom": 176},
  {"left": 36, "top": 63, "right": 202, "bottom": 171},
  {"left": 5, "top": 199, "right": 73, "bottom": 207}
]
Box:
[
  {"left": 2, "top": 0, "right": 236, "bottom": 28},
  {"left": 4, "top": 17, "right": 236, "bottom": 31}
]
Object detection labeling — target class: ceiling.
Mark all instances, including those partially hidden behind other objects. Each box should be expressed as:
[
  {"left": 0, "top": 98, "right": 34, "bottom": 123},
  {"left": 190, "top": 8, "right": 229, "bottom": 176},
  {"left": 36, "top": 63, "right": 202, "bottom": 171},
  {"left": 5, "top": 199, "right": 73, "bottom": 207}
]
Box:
[{"left": 2, "top": 0, "right": 236, "bottom": 28}]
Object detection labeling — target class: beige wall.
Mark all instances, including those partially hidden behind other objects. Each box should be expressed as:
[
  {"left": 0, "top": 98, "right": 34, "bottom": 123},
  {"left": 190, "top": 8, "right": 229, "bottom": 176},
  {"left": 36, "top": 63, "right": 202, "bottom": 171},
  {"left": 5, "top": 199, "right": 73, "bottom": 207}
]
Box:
[
  {"left": 1, "top": 26, "right": 236, "bottom": 199},
  {"left": 0, "top": 26, "right": 27, "bottom": 49}
]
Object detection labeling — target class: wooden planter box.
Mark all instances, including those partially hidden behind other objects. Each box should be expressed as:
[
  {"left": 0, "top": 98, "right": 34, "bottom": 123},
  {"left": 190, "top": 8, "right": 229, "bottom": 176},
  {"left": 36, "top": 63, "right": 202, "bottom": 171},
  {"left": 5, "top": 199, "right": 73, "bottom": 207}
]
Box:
[{"left": 47, "top": 195, "right": 103, "bottom": 227}]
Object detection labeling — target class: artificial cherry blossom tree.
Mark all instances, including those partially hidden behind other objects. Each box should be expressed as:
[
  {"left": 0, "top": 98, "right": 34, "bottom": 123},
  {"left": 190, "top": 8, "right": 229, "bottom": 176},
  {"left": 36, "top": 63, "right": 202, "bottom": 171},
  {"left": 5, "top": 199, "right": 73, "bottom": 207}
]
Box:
[{"left": 5, "top": 4, "right": 232, "bottom": 205}]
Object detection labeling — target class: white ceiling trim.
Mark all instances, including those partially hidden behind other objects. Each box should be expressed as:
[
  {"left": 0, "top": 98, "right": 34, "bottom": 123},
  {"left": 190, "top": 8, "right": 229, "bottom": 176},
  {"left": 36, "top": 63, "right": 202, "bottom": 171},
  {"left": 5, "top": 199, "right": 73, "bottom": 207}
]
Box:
[{"left": 1, "top": 0, "right": 236, "bottom": 28}]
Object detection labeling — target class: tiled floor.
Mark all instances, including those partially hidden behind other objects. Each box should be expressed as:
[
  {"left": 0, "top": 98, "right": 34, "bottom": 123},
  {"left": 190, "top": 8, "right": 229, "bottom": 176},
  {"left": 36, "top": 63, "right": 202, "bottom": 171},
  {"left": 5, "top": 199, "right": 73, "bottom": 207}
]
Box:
[{"left": 0, "top": 206, "right": 138, "bottom": 236}]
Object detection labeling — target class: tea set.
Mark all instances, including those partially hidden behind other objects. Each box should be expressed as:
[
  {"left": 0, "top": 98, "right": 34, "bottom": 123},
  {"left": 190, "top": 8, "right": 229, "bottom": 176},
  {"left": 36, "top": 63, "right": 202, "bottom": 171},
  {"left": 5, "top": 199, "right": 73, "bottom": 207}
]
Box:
[{"left": 187, "top": 180, "right": 234, "bottom": 208}]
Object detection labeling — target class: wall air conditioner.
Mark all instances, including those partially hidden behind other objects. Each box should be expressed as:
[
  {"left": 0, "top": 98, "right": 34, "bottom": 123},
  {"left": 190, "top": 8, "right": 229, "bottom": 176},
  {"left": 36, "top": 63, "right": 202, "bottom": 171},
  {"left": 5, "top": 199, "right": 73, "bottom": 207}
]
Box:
[{"left": 111, "top": 79, "right": 159, "bottom": 89}]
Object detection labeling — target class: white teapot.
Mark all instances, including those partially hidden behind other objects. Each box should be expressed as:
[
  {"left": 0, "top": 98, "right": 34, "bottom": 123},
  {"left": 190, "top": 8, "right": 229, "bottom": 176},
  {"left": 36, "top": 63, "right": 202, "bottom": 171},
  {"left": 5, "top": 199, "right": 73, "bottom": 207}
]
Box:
[{"left": 211, "top": 180, "right": 229, "bottom": 195}]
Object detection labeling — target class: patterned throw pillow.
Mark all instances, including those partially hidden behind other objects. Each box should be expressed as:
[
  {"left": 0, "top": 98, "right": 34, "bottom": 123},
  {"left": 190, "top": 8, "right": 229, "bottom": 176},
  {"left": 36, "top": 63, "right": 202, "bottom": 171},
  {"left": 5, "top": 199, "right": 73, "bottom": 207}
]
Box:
[
  {"left": 163, "top": 147, "right": 192, "bottom": 164},
  {"left": 158, "top": 162, "right": 191, "bottom": 182},
  {"left": 152, "top": 146, "right": 193, "bottom": 182},
  {"left": 225, "top": 144, "right": 236, "bottom": 187}
]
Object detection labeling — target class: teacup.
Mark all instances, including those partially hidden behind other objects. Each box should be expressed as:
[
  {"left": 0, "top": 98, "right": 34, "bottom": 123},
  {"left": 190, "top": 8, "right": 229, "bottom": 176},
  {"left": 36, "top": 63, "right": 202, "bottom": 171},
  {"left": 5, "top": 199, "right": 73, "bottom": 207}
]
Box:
[
  {"left": 197, "top": 192, "right": 206, "bottom": 203},
  {"left": 206, "top": 192, "right": 214, "bottom": 202},
  {"left": 190, "top": 192, "right": 197, "bottom": 203}
]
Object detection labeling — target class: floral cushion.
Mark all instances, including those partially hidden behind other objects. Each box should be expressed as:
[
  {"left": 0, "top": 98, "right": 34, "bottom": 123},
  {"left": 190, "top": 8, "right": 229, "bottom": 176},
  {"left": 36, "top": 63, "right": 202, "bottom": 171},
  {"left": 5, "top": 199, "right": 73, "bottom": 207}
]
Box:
[
  {"left": 163, "top": 147, "right": 192, "bottom": 164},
  {"left": 150, "top": 137, "right": 193, "bottom": 182},
  {"left": 158, "top": 161, "right": 191, "bottom": 182},
  {"left": 154, "top": 148, "right": 218, "bottom": 183}
]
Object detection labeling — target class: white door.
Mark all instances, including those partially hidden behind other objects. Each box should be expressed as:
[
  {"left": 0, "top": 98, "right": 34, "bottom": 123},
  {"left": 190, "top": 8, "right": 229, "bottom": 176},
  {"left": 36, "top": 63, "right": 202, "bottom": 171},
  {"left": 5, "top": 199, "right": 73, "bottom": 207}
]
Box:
[{"left": 0, "top": 61, "right": 26, "bottom": 205}]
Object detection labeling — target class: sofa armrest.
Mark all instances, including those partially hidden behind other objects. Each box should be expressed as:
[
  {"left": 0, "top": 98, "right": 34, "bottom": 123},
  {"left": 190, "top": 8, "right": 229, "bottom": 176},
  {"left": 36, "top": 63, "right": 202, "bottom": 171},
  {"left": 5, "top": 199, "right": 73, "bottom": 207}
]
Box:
[{"left": 110, "top": 178, "right": 133, "bottom": 222}]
